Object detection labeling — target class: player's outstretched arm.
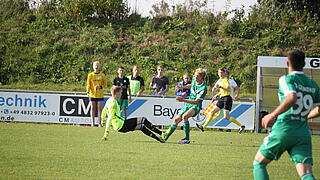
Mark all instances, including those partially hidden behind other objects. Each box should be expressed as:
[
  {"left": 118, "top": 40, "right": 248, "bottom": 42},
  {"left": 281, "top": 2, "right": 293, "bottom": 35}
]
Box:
[
  {"left": 101, "top": 104, "right": 113, "bottom": 140},
  {"left": 176, "top": 96, "right": 200, "bottom": 104}
]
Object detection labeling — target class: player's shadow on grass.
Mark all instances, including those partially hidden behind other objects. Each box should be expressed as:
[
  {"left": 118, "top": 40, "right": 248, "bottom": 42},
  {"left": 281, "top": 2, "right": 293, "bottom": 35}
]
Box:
[{"left": 137, "top": 140, "right": 260, "bottom": 148}]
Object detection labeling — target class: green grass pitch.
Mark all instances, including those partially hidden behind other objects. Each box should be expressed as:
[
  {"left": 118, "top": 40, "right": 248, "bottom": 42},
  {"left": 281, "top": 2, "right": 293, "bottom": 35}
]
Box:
[{"left": 0, "top": 122, "right": 319, "bottom": 179}]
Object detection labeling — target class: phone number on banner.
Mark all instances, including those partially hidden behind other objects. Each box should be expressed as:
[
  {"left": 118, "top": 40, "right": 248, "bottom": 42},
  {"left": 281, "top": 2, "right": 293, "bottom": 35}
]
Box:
[{"left": 3, "top": 109, "right": 56, "bottom": 116}]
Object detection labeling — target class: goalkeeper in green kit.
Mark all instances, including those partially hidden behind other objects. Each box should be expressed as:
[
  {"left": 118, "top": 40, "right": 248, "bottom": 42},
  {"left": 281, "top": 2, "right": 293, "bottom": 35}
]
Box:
[
  {"left": 101, "top": 86, "right": 165, "bottom": 143},
  {"left": 253, "top": 50, "right": 320, "bottom": 180}
]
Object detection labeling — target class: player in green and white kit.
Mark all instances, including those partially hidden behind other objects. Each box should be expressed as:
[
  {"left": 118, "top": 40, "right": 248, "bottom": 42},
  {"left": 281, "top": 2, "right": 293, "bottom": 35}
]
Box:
[
  {"left": 101, "top": 86, "right": 165, "bottom": 143},
  {"left": 253, "top": 50, "right": 320, "bottom": 180},
  {"left": 161, "top": 68, "right": 207, "bottom": 144}
]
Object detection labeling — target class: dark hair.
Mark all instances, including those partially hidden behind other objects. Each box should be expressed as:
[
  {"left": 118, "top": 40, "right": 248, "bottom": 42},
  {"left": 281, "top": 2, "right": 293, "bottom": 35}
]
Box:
[
  {"left": 218, "top": 68, "right": 227, "bottom": 73},
  {"left": 288, "top": 50, "right": 305, "bottom": 71},
  {"left": 118, "top": 66, "right": 125, "bottom": 70}
]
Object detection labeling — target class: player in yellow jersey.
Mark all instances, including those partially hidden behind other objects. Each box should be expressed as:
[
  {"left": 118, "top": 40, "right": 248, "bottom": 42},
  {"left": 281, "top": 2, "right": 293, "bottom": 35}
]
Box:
[
  {"left": 86, "top": 61, "right": 107, "bottom": 127},
  {"left": 196, "top": 68, "right": 245, "bottom": 133}
]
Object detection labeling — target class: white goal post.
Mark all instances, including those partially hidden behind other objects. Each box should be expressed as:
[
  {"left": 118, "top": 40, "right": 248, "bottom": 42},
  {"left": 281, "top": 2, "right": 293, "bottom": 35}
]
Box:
[{"left": 255, "top": 56, "right": 320, "bottom": 133}]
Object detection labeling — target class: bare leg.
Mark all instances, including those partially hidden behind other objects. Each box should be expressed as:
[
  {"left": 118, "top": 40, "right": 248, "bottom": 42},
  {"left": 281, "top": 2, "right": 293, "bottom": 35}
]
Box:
[
  {"left": 253, "top": 151, "right": 272, "bottom": 180},
  {"left": 97, "top": 101, "right": 103, "bottom": 126},
  {"left": 181, "top": 108, "right": 195, "bottom": 141},
  {"left": 296, "top": 163, "right": 315, "bottom": 179},
  {"left": 202, "top": 106, "right": 221, "bottom": 128},
  {"left": 90, "top": 101, "right": 96, "bottom": 126}
]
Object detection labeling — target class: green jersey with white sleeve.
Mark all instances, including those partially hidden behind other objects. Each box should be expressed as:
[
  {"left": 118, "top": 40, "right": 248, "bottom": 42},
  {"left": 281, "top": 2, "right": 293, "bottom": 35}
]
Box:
[
  {"left": 189, "top": 77, "right": 207, "bottom": 109},
  {"left": 271, "top": 71, "right": 320, "bottom": 136}
]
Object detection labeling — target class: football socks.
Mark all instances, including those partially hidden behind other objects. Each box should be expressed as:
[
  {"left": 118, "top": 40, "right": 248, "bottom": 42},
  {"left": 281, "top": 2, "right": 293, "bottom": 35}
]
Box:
[
  {"left": 229, "top": 117, "right": 242, "bottom": 127},
  {"left": 253, "top": 160, "right": 269, "bottom": 180},
  {"left": 184, "top": 121, "right": 190, "bottom": 140},
  {"left": 164, "top": 124, "right": 177, "bottom": 140},
  {"left": 202, "top": 114, "right": 214, "bottom": 128}
]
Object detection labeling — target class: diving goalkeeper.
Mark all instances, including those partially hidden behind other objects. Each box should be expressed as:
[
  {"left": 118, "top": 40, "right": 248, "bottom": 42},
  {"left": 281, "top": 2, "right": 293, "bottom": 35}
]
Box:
[{"left": 101, "top": 86, "right": 165, "bottom": 143}]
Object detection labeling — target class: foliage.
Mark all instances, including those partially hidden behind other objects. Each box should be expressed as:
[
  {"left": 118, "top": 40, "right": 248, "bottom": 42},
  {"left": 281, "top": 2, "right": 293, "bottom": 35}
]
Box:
[
  {"left": 0, "top": 0, "right": 320, "bottom": 95},
  {"left": 258, "top": 0, "right": 320, "bottom": 20},
  {"left": 47, "top": 0, "right": 129, "bottom": 21}
]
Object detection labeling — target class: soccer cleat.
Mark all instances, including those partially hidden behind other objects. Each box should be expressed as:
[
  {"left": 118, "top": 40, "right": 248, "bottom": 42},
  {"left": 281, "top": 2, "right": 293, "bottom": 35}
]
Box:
[
  {"left": 196, "top": 123, "right": 204, "bottom": 132},
  {"left": 101, "top": 135, "right": 108, "bottom": 141},
  {"left": 178, "top": 139, "right": 190, "bottom": 144},
  {"left": 156, "top": 136, "right": 166, "bottom": 143},
  {"left": 98, "top": 124, "right": 103, "bottom": 127},
  {"left": 161, "top": 132, "right": 168, "bottom": 141},
  {"left": 238, "top": 125, "right": 245, "bottom": 134}
]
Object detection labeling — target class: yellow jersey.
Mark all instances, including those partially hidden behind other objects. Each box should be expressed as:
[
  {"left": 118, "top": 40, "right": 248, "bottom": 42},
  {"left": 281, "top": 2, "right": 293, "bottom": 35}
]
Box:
[
  {"left": 216, "top": 77, "right": 230, "bottom": 97},
  {"left": 86, "top": 72, "right": 107, "bottom": 98}
]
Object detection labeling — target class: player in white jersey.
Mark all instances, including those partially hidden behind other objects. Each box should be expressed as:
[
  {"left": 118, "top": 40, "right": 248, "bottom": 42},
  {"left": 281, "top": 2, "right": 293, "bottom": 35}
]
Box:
[{"left": 214, "top": 70, "right": 240, "bottom": 100}]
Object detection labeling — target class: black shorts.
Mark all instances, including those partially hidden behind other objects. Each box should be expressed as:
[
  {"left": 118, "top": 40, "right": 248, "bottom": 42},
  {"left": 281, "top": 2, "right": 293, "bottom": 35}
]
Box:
[
  {"left": 216, "top": 95, "right": 233, "bottom": 111},
  {"left": 118, "top": 118, "right": 138, "bottom": 133}
]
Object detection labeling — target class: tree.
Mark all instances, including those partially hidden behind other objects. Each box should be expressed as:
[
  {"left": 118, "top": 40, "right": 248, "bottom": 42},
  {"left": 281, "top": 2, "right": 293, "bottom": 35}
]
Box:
[{"left": 258, "top": 0, "right": 320, "bottom": 18}]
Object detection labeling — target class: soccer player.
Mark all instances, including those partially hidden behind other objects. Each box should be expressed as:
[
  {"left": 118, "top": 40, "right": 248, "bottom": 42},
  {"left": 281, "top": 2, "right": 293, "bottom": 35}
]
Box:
[
  {"left": 101, "top": 86, "right": 165, "bottom": 143},
  {"left": 196, "top": 68, "right": 245, "bottom": 133},
  {"left": 86, "top": 61, "right": 107, "bottom": 127},
  {"left": 149, "top": 65, "right": 169, "bottom": 96},
  {"left": 127, "top": 65, "right": 145, "bottom": 97},
  {"left": 161, "top": 68, "right": 207, "bottom": 144},
  {"left": 222, "top": 70, "right": 241, "bottom": 132},
  {"left": 175, "top": 74, "right": 192, "bottom": 97},
  {"left": 113, "top": 67, "right": 131, "bottom": 118},
  {"left": 225, "top": 70, "right": 240, "bottom": 101},
  {"left": 253, "top": 50, "right": 319, "bottom": 180}
]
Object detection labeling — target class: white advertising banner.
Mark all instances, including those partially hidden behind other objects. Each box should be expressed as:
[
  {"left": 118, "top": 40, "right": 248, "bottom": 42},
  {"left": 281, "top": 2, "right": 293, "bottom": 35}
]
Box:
[
  {"left": 129, "top": 97, "right": 255, "bottom": 130},
  {"left": 257, "top": 56, "right": 320, "bottom": 69},
  {"left": 0, "top": 92, "right": 255, "bottom": 130}
]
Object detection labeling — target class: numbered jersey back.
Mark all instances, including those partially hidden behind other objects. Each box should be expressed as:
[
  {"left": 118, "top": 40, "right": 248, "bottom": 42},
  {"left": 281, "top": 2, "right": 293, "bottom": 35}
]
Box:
[{"left": 277, "top": 72, "right": 320, "bottom": 122}]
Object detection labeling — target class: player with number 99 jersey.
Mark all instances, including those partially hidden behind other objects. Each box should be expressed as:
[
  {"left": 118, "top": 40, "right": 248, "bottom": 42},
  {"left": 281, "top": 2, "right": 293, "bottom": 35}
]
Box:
[{"left": 272, "top": 71, "right": 320, "bottom": 136}]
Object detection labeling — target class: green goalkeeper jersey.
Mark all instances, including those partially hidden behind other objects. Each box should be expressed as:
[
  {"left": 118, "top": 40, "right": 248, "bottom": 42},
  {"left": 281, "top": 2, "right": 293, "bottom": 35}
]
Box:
[
  {"left": 101, "top": 98, "right": 125, "bottom": 131},
  {"left": 272, "top": 71, "right": 320, "bottom": 136}
]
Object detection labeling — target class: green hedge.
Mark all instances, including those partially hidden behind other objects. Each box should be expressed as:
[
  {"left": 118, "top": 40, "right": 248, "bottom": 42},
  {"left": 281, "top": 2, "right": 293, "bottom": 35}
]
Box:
[{"left": 0, "top": 0, "right": 319, "bottom": 95}]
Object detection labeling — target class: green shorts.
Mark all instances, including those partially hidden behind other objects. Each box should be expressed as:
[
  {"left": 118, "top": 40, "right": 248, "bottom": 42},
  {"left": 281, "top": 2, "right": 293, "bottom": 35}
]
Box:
[
  {"left": 259, "top": 133, "right": 313, "bottom": 165},
  {"left": 116, "top": 99, "right": 128, "bottom": 111},
  {"left": 178, "top": 103, "right": 201, "bottom": 117}
]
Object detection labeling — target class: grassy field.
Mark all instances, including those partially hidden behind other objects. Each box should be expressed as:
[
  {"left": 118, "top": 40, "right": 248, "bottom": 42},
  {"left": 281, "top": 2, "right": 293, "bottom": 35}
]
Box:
[{"left": 0, "top": 122, "right": 319, "bottom": 179}]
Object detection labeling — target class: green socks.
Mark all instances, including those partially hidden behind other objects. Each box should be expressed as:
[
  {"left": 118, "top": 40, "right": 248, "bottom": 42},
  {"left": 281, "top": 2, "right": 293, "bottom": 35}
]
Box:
[
  {"left": 184, "top": 121, "right": 190, "bottom": 140},
  {"left": 253, "top": 160, "right": 269, "bottom": 180},
  {"left": 253, "top": 161, "right": 316, "bottom": 180},
  {"left": 165, "top": 124, "right": 177, "bottom": 140},
  {"left": 301, "top": 173, "right": 316, "bottom": 180},
  {"left": 163, "top": 122, "right": 190, "bottom": 141}
]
